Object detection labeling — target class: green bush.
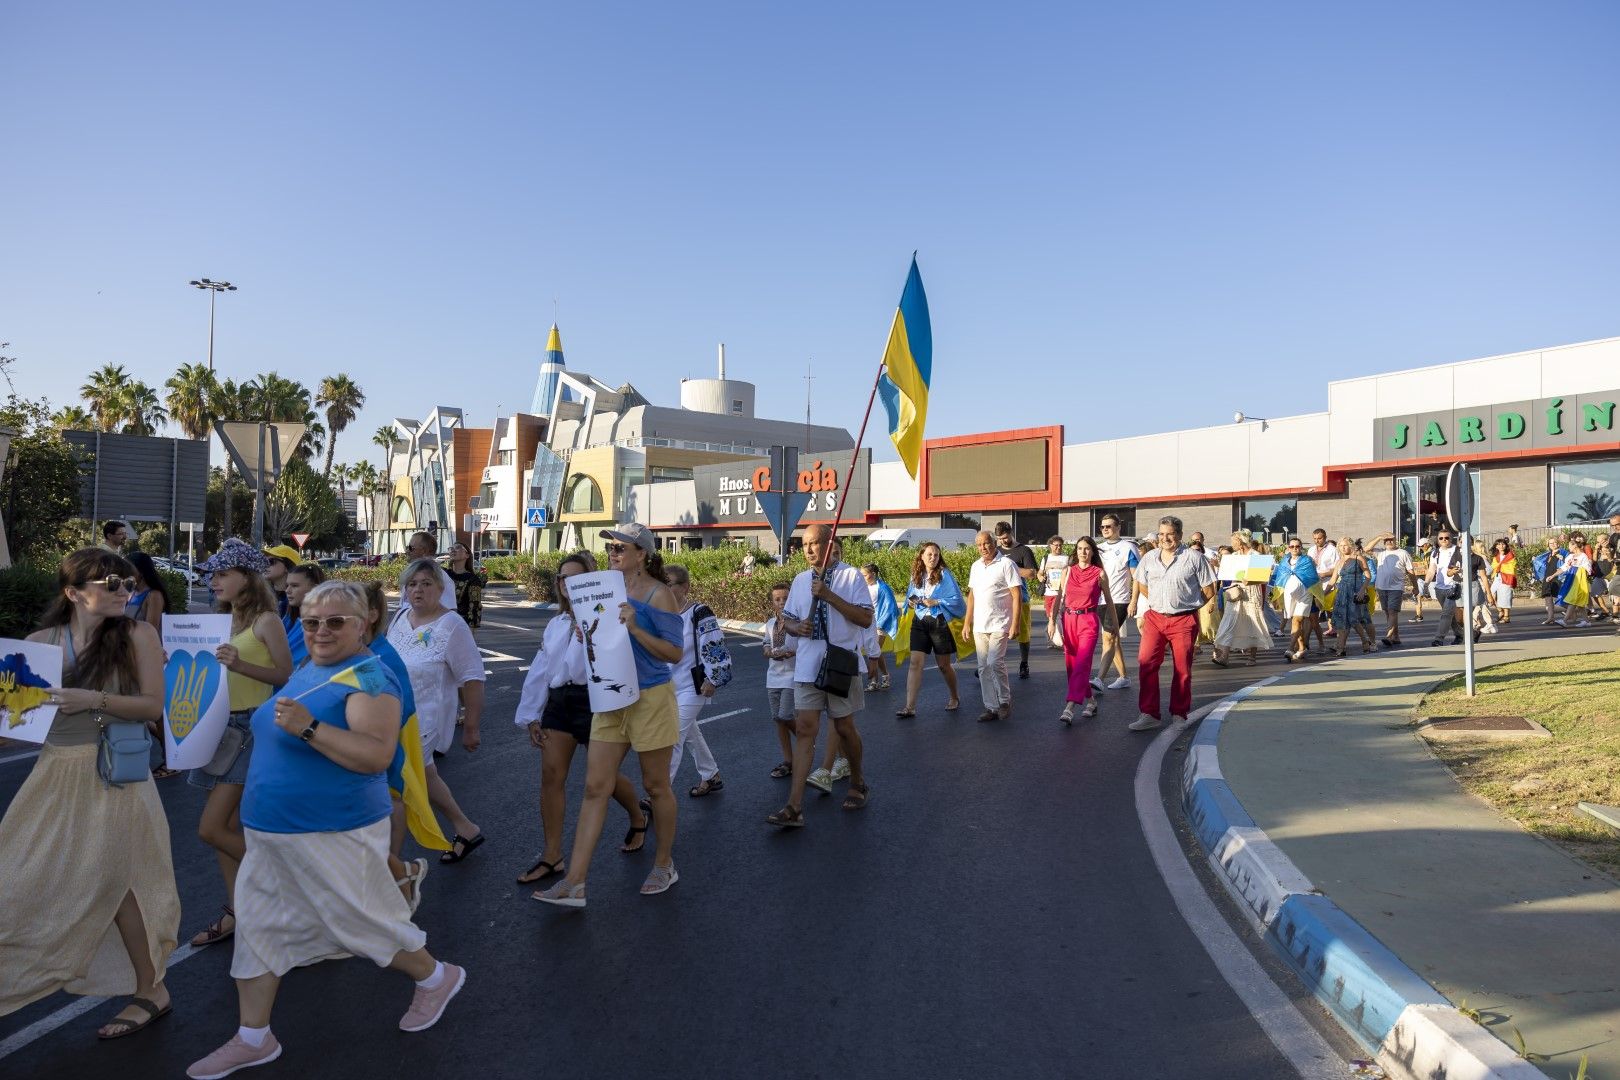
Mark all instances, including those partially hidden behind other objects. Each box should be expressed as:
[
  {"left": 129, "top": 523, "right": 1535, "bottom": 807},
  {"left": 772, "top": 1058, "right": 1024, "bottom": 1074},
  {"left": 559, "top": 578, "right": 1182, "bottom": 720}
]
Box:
[
  {"left": 158, "top": 570, "right": 191, "bottom": 616},
  {"left": 331, "top": 564, "right": 410, "bottom": 590},
  {"left": 0, "top": 563, "right": 58, "bottom": 638}
]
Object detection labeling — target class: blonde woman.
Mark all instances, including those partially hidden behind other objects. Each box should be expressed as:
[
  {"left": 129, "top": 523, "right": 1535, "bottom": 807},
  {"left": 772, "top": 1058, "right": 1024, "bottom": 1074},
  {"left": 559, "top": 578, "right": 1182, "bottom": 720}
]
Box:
[
  {"left": 1327, "top": 537, "right": 1375, "bottom": 655},
  {"left": 187, "top": 539, "right": 293, "bottom": 950},
  {"left": 1212, "top": 532, "right": 1270, "bottom": 666}
]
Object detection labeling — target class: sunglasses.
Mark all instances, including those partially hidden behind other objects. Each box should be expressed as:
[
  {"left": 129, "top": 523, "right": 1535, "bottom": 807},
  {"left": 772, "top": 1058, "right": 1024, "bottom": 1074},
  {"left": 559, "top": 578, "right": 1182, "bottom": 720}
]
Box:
[
  {"left": 605, "top": 542, "right": 634, "bottom": 554},
  {"left": 78, "top": 575, "right": 137, "bottom": 593},
  {"left": 1287, "top": 543, "right": 1302, "bottom": 549},
  {"left": 301, "top": 614, "right": 363, "bottom": 633}
]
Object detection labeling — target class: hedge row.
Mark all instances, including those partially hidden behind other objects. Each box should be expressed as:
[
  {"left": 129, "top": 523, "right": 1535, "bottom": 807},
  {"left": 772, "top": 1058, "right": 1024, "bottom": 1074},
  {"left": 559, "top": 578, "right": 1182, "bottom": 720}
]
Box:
[{"left": 0, "top": 565, "right": 191, "bottom": 638}]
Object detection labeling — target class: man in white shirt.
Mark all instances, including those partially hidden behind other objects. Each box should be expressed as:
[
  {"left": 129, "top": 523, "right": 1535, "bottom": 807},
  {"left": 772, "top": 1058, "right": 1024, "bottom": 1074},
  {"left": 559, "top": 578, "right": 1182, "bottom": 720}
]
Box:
[
  {"left": 1038, "top": 536, "right": 1068, "bottom": 650},
  {"left": 963, "top": 531, "right": 1022, "bottom": 722},
  {"left": 1095, "top": 514, "right": 1137, "bottom": 690},
  {"left": 1370, "top": 534, "right": 1414, "bottom": 648},
  {"left": 768, "top": 525, "right": 874, "bottom": 828},
  {"left": 1308, "top": 529, "right": 1340, "bottom": 647}
]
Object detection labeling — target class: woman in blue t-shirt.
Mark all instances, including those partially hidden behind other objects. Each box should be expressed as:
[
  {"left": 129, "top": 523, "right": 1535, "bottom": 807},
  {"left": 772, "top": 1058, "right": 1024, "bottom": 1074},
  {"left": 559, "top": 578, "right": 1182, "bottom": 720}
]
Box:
[
  {"left": 186, "top": 580, "right": 468, "bottom": 1079},
  {"left": 535, "top": 523, "right": 685, "bottom": 909}
]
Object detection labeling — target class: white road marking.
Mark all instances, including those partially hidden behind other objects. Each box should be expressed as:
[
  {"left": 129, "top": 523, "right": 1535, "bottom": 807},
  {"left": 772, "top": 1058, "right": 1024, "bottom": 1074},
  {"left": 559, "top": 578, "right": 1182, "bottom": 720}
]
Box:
[
  {"left": 0, "top": 943, "right": 201, "bottom": 1060},
  {"left": 481, "top": 622, "right": 534, "bottom": 633},
  {"left": 0, "top": 749, "right": 42, "bottom": 767},
  {"left": 697, "top": 707, "right": 751, "bottom": 725},
  {"left": 1134, "top": 709, "right": 1353, "bottom": 1080},
  {"left": 478, "top": 647, "right": 524, "bottom": 663}
]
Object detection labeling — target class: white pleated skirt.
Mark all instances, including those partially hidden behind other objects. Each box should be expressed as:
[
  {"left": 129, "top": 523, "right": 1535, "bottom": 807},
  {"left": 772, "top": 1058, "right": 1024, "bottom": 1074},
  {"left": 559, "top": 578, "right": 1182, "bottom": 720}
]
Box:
[{"left": 230, "top": 817, "right": 427, "bottom": 980}]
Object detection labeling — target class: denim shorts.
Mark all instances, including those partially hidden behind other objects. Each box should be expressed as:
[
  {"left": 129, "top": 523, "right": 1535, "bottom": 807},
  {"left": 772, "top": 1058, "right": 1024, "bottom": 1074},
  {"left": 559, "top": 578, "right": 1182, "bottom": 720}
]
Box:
[{"left": 187, "top": 710, "right": 255, "bottom": 790}]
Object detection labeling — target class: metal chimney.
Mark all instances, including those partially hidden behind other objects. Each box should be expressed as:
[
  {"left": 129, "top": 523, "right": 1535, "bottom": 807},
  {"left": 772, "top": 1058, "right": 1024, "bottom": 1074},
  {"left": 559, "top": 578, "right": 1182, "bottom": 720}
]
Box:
[{"left": 718, "top": 342, "right": 726, "bottom": 380}]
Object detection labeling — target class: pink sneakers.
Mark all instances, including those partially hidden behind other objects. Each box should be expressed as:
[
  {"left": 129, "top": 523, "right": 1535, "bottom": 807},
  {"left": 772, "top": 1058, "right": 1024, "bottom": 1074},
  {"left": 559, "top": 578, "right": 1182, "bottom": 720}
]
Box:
[
  {"left": 399, "top": 963, "right": 467, "bottom": 1032},
  {"left": 187, "top": 1033, "right": 283, "bottom": 1078}
]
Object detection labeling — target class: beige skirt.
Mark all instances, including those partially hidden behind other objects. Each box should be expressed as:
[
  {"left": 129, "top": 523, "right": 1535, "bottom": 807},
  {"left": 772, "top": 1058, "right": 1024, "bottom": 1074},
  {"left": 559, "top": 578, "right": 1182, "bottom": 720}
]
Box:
[
  {"left": 231, "top": 817, "right": 427, "bottom": 980},
  {"left": 0, "top": 743, "right": 181, "bottom": 1016}
]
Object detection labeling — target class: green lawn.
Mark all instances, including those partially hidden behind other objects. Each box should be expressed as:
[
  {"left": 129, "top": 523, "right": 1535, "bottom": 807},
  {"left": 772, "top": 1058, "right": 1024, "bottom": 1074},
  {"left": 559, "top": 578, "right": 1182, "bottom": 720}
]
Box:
[{"left": 1419, "top": 650, "right": 1620, "bottom": 878}]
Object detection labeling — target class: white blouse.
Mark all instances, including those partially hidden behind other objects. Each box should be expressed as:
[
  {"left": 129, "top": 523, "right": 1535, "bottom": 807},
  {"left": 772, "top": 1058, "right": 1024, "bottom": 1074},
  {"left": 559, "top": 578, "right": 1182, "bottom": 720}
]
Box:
[
  {"left": 386, "top": 608, "right": 484, "bottom": 738},
  {"left": 514, "top": 615, "right": 590, "bottom": 726}
]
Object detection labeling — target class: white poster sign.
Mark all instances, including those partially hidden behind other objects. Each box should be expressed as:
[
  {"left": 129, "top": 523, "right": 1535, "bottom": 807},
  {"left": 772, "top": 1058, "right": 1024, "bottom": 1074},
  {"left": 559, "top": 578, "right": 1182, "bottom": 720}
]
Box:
[
  {"left": 162, "top": 614, "right": 235, "bottom": 770},
  {"left": 564, "top": 571, "right": 641, "bottom": 713},
  {"left": 0, "top": 638, "right": 63, "bottom": 744}
]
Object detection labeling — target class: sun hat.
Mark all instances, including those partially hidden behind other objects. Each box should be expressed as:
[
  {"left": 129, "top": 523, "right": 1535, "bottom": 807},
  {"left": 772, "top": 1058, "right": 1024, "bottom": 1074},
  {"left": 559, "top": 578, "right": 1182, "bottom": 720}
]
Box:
[
  {"left": 263, "top": 544, "right": 302, "bottom": 566},
  {"left": 198, "top": 538, "right": 271, "bottom": 576},
  {"left": 599, "top": 523, "right": 656, "bottom": 554}
]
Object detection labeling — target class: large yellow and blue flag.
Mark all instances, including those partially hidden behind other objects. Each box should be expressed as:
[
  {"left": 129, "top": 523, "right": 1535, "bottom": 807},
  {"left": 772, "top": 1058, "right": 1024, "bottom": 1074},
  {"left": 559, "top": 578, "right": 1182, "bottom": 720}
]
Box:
[{"left": 876, "top": 256, "right": 932, "bottom": 478}]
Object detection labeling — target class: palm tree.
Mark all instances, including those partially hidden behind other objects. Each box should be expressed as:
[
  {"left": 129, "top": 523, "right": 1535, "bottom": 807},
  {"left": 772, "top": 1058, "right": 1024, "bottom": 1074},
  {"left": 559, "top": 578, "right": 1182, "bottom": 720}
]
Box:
[
  {"left": 80, "top": 363, "right": 132, "bottom": 431},
  {"left": 316, "top": 374, "right": 366, "bottom": 482},
  {"left": 164, "top": 362, "right": 220, "bottom": 441},
  {"left": 1567, "top": 493, "right": 1619, "bottom": 524},
  {"left": 243, "top": 372, "right": 310, "bottom": 423},
  {"left": 297, "top": 408, "right": 326, "bottom": 464},
  {"left": 119, "top": 381, "right": 168, "bottom": 436},
  {"left": 372, "top": 426, "right": 398, "bottom": 489},
  {"left": 51, "top": 405, "right": 94, "bottom": 430}
]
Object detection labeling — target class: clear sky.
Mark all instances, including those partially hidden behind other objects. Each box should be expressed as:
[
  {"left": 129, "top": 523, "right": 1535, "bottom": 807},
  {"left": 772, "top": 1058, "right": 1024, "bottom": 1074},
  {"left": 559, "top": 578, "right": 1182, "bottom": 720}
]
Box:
[{"left": 3, "top": 2, "right": 1617, "bottom": 468}]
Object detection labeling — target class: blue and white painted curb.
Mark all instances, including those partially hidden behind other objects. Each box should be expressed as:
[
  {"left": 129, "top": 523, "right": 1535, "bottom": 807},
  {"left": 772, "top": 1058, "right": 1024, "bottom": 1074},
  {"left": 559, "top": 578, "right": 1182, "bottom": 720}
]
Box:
[{"left": 1182, "top": 670, "right": 1548, "bottom": 1080}]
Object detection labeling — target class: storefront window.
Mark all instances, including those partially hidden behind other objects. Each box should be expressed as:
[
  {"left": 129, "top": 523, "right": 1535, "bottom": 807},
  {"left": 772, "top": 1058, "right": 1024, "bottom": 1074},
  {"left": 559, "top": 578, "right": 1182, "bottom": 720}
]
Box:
[
  {"left": 1395, "top": 470, "right": 1478, "bottom": 547},
  {"left": 940, "top": 512, "right": 980, "bottom": 531},
  {"left": 1551, "top": 458, "right": 1620, "bottom": 524},
  {"left": 563, "top": 474, "right": 604, "bottom": 515},
  {"left": 1238, "top": 498, "right": 1296, "bottom": 545},
  {"left": 1013, "top": 510, "right": 1059, "bottom": 545},
  {"left": 1092, "top": 507, "right": 1135, "bottom": 538}
]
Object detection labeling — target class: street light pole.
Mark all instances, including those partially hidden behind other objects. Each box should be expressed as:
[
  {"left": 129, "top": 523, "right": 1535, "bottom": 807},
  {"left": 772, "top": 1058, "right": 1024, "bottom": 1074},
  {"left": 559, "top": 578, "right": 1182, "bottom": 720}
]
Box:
[{"left": 189, "top": 278, "right": 237, "bottom": 371}]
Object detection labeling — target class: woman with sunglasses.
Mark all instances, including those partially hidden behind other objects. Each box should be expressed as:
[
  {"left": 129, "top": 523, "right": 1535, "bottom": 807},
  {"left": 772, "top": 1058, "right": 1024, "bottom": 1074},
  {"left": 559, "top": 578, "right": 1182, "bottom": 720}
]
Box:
[
  {"left": 186, "top": 581, "right": 466, "bottom": 1079},
  {"left": 536, "top": 523, "right": 685, "bottom": 907},
  {"left": 0, "top": 549, "right": 180, "bottom": 1040},
  {"left": 515, "top": 554, "right": 650, "bottom": 887},
  {"left": 1269, "top": 537, "right": 1320, "bottom": 662},
  {"left": 187, "top": 539, "right": 294, "bottom": 951},
  {"left": 387, "top": 558, "right": 486, "bottom": 864}
]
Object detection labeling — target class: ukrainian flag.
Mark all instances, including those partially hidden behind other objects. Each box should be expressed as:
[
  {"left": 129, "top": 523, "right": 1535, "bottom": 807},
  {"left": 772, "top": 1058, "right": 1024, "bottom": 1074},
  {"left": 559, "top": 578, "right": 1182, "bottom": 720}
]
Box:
[{"left": 876, "top": 256, "right": 932, "bottom": 478}]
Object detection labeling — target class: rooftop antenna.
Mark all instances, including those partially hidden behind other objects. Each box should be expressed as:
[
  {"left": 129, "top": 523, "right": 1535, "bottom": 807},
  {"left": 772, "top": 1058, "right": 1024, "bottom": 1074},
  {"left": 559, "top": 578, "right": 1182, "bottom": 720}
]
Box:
[{"left": 804, "top": 361, "right": 814, "bottom": 453}]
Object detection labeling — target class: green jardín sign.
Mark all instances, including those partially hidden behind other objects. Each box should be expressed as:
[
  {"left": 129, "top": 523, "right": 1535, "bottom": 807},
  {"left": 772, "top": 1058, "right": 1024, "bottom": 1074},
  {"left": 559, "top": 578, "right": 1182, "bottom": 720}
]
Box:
[{"left": 1374, "top": 391, "right": 1620, "bottom": 462}]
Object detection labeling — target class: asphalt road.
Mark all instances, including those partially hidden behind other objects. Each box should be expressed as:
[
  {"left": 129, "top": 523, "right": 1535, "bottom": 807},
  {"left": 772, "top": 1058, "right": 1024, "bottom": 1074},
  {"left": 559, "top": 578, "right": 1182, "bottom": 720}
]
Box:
[{"left": 0, "top": 586, "right": 1407, "bottom": 1080}]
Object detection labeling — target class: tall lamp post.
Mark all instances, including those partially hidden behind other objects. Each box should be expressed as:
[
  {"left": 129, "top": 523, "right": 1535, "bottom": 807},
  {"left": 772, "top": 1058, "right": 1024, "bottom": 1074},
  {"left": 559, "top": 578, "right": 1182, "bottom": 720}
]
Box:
[{"left": 189, "top": 278, "right": 237, "bottom": 371}]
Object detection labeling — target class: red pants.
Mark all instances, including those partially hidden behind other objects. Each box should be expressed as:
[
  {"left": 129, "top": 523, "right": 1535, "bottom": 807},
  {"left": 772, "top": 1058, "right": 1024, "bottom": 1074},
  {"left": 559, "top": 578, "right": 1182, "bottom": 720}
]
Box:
[{"left": 1138, "top": 610, "right": 1197, "bottom": 720}]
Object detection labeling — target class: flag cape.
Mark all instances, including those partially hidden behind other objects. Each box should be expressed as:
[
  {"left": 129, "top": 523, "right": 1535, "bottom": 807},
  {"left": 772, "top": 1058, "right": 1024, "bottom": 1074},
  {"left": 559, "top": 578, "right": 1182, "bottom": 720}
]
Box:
[
  {"left": 1558, "top": 566, "right": 1590, "bottom": 608},
  {"left": 871, "top": 581, "right": 900, "bottom": 639},
  {"left": 876, "top": 257, "right": 932, "bottom": 478}
]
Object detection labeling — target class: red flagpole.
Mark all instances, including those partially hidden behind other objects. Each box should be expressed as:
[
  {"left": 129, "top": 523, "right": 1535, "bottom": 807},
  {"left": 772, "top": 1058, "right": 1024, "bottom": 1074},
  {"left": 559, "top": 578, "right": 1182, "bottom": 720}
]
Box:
[{"left": 819, "top": 361, "right": 886, "bottom": 573}]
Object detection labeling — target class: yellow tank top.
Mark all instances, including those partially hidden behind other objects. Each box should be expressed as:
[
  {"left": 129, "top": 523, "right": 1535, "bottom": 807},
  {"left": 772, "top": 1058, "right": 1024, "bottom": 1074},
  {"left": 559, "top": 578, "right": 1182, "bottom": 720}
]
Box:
[{"left": 228, "top": 621, "right": 275, "bottom": 711}]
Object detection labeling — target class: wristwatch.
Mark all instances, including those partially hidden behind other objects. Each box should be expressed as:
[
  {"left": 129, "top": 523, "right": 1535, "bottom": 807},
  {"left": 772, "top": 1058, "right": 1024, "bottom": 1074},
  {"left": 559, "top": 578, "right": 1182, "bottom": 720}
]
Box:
[{"left": 299, "top": 719, "right": 321, "bottom": 742}]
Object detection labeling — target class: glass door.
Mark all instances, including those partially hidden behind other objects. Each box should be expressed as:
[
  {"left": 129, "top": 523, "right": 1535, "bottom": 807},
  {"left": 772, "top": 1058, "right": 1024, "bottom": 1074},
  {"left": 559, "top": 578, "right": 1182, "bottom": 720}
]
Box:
[{"left": 1395, "top": 470, "right": 1478, "bottom": 549}]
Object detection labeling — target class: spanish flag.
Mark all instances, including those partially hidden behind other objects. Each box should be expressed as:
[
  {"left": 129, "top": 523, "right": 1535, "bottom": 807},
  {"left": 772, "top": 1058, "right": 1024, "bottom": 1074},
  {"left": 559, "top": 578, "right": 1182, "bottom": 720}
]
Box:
[{"left": 876, "top": 256, "right": 932, "bottom": 478}]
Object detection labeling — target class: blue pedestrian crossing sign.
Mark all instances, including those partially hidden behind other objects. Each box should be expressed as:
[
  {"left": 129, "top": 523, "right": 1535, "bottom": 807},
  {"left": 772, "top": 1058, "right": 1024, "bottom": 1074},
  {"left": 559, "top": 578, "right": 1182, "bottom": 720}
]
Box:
[{"left": 525, "top": 506, "right": 549, "bottom": 528}]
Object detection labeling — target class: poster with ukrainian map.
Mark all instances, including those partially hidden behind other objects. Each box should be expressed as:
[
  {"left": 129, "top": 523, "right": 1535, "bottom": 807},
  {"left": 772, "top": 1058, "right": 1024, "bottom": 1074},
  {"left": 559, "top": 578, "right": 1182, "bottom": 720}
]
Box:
[
  {"left": 162, "top": 614, "right": 234, "bottom": 770},
  {"left": 0, "top": 638, "right": 63, "bottom": 744},
  {"left": 563, "top": 571, "right": 641, "bottom": 713}
]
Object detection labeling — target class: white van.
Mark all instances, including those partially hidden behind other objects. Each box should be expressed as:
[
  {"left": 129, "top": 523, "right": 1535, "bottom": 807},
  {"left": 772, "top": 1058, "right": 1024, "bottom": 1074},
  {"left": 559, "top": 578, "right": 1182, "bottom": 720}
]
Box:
[{"left": 860, "top": 528, "right": 980, "bottom": 552}]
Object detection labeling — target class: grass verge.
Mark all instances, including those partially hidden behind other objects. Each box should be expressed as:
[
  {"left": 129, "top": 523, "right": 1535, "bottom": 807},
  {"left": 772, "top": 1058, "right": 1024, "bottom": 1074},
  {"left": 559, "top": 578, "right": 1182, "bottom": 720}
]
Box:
[{"left": 1417, "top": 650, "right": 1620, "bottom": 878}]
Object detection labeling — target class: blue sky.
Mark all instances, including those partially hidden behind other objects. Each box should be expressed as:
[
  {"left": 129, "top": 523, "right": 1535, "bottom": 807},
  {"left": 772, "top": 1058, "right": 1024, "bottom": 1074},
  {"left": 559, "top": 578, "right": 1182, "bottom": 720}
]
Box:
[{"left": 3, "top": 2, "right": 1617, "bottom": 467}]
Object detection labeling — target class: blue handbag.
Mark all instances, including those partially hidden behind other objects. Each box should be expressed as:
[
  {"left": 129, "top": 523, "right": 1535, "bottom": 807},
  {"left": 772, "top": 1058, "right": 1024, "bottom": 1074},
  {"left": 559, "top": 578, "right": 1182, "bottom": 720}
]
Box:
[{"left": 97, "top": 715, "right": 153, "bottom": 787}]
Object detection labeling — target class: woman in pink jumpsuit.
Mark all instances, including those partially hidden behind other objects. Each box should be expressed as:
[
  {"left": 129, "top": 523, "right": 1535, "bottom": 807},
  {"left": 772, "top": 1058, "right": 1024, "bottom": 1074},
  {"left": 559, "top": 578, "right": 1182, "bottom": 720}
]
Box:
[{"left": 1056, "top": 536, "right": 1121, "bottom": 724}]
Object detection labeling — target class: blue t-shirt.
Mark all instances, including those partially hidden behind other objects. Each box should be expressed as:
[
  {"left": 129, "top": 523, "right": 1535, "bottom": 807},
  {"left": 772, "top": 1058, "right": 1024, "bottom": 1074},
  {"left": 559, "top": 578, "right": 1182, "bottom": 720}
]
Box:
[
  {"left": 286, "top": 616, "right": 309, "bottom": 669},
  {"left": 241, "top": 657, "right": 402, "bottom": 834},
  {"left": 369, "top": 636, "right": 414, "bottom": 793},
  {"left": 629, "top": 597, "right": 684, "bottom": 689}
]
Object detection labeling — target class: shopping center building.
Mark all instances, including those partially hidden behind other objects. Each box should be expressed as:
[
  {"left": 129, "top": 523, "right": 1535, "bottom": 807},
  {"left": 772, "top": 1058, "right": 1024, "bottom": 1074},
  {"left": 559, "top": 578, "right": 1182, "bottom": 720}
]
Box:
[
  {"left": 638, "top": 334, "right": 1620, "bottom": 551},
  {"left": 376, "top": 333, "right": 1620, "bottom": 555}
]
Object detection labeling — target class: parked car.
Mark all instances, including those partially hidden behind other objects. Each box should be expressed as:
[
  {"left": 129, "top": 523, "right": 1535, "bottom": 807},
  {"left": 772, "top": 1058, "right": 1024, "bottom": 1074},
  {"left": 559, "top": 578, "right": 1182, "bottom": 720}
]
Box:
[
  {"left": 860, "top": 528, "right": 980, "bottom": 552},
  {"left": 316, "top": 556, "right": 351, "bottom": 570}
]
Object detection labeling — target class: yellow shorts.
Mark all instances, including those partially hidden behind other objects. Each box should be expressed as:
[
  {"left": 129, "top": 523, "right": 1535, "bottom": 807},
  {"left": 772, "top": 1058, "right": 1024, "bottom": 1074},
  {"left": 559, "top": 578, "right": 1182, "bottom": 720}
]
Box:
[{"left": 591, "top": 681, "right": 678, "bottom": 752}]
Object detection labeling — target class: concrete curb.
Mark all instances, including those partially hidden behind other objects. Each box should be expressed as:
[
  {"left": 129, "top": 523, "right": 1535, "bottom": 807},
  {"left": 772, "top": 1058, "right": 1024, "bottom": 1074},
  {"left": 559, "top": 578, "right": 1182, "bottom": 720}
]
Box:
[{"left": 1181, "top": 665, "right": 1549, "bottom": 1080}]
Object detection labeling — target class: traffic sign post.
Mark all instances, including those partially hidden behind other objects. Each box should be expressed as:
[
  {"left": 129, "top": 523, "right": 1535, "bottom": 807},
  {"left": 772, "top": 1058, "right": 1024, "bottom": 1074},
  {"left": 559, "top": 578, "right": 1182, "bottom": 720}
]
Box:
[
  {"left": 291, "top": 532, "right": 310, "bottom": 552},
  {"left": 1445, "top": 462, "right": 1478, "bottom": 697},
  {"left": 525, "top": 506, "right": 549, "bottom": 528}
]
